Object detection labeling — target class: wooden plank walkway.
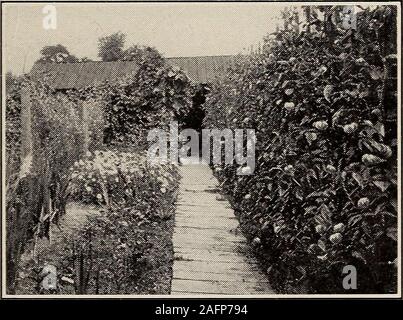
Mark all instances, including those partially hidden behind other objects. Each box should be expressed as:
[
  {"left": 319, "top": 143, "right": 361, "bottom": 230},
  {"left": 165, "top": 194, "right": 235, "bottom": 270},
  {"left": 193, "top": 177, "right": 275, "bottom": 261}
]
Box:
[{"left": 171, "top": 159, "right": 274, "bottom": 295}]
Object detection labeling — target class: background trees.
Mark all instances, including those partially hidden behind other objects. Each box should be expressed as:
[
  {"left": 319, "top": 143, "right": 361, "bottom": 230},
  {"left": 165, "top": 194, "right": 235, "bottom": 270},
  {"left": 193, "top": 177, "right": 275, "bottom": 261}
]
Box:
[
  {"left": 97, "top": 31, "right": 164, "bottom": 65},
  {"left": 97, "top": 31, "right": 126, "bottom": 62},
  {"left": 36, "top": 44, "right": 80, "bottom": 63}
]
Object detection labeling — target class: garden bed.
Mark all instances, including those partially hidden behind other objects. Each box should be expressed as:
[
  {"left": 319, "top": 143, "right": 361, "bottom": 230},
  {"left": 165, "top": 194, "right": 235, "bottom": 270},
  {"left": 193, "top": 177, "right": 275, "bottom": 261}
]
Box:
[{"left": 15, "top": 150, "right": 180, "bottom": 294}]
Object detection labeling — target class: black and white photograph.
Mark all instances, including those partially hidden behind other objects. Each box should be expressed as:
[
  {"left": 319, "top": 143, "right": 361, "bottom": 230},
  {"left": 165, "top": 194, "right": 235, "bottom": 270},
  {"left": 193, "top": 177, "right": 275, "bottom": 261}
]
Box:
[{"left": 1, "top": 1, "right": 401, "bottom": 298}]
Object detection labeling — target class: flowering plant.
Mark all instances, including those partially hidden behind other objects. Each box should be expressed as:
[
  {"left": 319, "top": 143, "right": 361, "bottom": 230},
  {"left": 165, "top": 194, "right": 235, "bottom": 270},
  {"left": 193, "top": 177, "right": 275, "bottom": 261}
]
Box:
[{"left": 69, "top": 150, "right": 179, "bottom": 212}]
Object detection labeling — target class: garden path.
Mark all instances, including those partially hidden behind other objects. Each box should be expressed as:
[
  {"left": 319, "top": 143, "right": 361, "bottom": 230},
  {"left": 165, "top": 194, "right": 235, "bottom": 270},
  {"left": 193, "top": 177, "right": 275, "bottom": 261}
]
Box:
[{"left": 171, "top": 158, "right": 274, "bottom": 295}]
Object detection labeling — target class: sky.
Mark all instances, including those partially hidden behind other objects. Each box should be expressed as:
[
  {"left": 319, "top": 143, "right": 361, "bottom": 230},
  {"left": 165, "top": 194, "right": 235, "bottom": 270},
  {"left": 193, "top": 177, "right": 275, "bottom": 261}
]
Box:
[{"left": 3, "top": 2, "right": 286, "bottom": 75}]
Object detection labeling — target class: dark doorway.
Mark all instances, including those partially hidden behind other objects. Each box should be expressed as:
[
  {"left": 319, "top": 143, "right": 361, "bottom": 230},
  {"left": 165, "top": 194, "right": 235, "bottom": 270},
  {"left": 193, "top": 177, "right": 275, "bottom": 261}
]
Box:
[
  {"left": 180, "top": 84, "right": 210, "bottom": 157},
  {"left": 183, "top": 84, "right": 209, "bottom": 131}
]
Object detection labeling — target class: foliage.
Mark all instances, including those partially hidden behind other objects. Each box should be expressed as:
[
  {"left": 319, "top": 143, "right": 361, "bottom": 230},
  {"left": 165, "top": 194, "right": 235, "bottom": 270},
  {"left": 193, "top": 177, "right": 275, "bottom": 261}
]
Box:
[
  {"left": 68, "top": 150, "right": 178, "bottom": 211},
  {"left": 96, "top": 50, "right": 192, "bottom": 147},
  {"left": 98, "top": 31, "right": 126, "bottom": 62},
  {"left": 5, "top": 74, "right": 84, "bottom": 293},
  {"left": 204, "top": 5, "right": 397, "bottom": 293},
  {"left": 5, "top": 73, "right": 26, "bottom": 294},
  {"left": 8, "top": 78, "right": 85, "bottom": 257},
  {"left": 36, "top": 44, "right": 80, "bottom": 63},
  {"left": 123, "top": 45, "right": 165, "bottom": 66},
  {"left": 16, "top": 151, "right": 179, "bottom": 294},
  {"left": 64, "top": 45, "right": 192, "bottom": 148},
  {"left": 97, "top": 31, "right": 163, "bottom": 65},
  {"left": 5, "top": 72, "right": 23, "bottom": 180}
]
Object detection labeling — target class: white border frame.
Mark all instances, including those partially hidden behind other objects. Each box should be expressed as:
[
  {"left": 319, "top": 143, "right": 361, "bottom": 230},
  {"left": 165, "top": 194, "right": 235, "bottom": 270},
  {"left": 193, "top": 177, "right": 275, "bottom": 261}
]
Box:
[{"left": 1, "top": 0, "right": 401, "bottom": 299}]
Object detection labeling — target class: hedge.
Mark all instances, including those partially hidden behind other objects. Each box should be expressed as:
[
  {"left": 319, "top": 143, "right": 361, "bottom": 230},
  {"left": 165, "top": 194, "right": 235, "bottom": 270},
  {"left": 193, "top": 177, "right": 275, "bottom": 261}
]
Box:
[{"left": 204, "top": 5, "right": 398, "bottom": 293}]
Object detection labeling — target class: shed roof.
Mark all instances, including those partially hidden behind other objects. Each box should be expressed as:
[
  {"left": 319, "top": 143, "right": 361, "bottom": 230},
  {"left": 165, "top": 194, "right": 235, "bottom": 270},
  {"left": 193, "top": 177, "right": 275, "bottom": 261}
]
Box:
[
  {"left": 167, "top": 55, "right": 239, "bottom": 83},
  {"left": 30, "top": 55, "right": 240, "bottom": 89}
]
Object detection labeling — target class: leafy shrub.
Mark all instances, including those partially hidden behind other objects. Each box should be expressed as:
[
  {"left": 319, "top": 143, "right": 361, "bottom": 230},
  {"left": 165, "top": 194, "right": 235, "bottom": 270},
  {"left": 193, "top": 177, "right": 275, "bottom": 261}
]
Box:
[
  {"left": 96, "top": 48, "right": 192, "bottom": 148},
  {"left": 204, "top": 5, "right": 397, "bottom": 293},
  {"left": 5, "top": 73, "right": 23, "bottom": 180}
]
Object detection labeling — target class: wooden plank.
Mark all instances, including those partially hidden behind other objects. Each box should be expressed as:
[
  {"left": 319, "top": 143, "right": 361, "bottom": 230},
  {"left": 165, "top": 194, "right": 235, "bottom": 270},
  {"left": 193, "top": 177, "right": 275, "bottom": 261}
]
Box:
[
  {"left": 172, "top": 163, "right": 273, "bottom": 295},
  {"left": 174, "top": 245, "right": 244, "bottom": 254},
  {"left": 174, "top": 219, "right": 239, "bottom": 230},
  {"left": 173, "top": 229, "right": 245, "bottom": 242},
  {"left": 176, "top": 211, "right": 235, "bottom": 219},
  {"left": 171, "top": 279, "right": 269, "bottom": 294},
  {"left": 174, "top": 254, "right": 257, "bottom": 265},
  {"left": 173, "top": 224, "right": 239, "bottom": 232},
  {"left": 175, "top": 202, "right": 231, "bottom": 208},
  {"left": 174, "top": 248, "right": 256, "bottom": 263},
  {"left": 173, "top": 270, "right": 267, "bottom": 283},
  {"left": 175, "top": 213, "right": 238, "bottom": 220},
  {"left": 173, "top": 260, "right": 260, "bottom": 273},
  {"left": 175, "top": 214, "right": 238, "bottom": 222},
  {"left": 174, "top": 223, "right": 239, "bottom": 232},
  {"left": 176, "top": 207, "right": 234, "bottom": 214},
  {"left": 173, "top": 238, "right": 246, "bottom": 251},
  {"left": 179, "top": 190, "right": 219, "bottom": 196},
  {"left": 176, "top": 204, "right": 233, "bottom": 212}
]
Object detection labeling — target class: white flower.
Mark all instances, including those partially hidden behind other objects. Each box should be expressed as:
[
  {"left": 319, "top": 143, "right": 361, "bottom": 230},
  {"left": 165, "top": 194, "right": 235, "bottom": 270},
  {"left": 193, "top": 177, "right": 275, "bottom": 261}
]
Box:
[
  {"left": 86, "top": 186, "right": 92, "bottom": 192},
  {"left": 285, "top": 88, "right": 294, "bottom": 95},
  {"left": 313, "top": 120, "right": 328, "bottom": 131},
  {"left": 86, "top": 151, "right": 92, "bottom": 157},
  {"left": 96, "top": 194, "right": 103, "bottom": 200},
  {"left": 284, "top": 102, "right": 295, "bottom": 111},
  {"left": 239, "top": 166, "right": 253, "bottom": 175}
]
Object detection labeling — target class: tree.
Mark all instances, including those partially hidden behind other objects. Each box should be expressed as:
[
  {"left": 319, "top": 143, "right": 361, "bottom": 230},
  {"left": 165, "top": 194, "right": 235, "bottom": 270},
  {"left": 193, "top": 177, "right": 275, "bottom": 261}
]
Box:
[
  {"left": 36, "top": 44, "right": 79, "bottom": 63},
  {"left": 98, "top": 32, "right": 126, "bottom": 62}
]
